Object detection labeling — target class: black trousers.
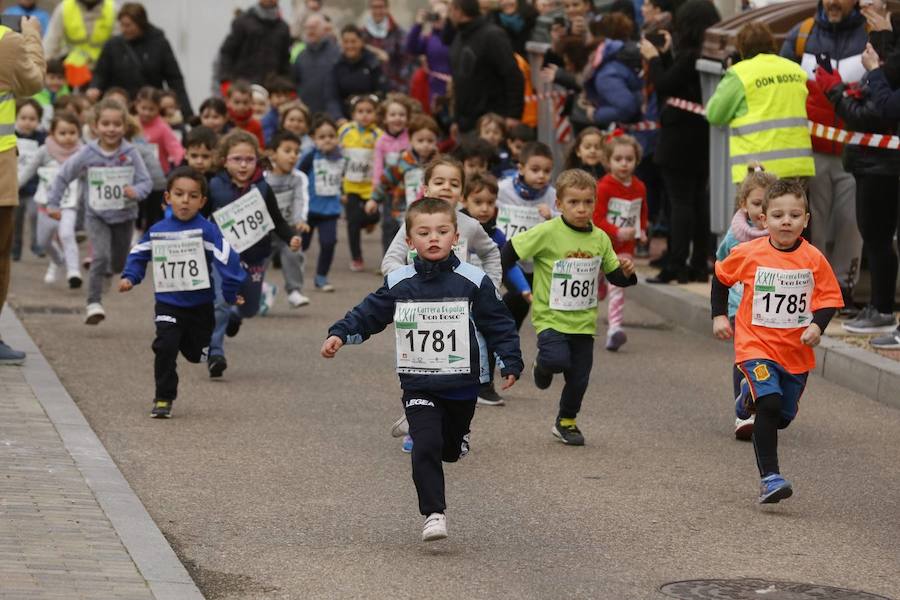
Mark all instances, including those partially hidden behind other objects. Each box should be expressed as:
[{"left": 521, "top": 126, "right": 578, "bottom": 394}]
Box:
[
  {"left": 854, "top": 173, "right": 900, "bottom": 314},
  {"left": 345, "top": 193, "right": 379, "bottom": 262},
  {"left": 403, "top": 390, "right": 477, "bottom": 515},
  {"left": 536, "top": 329, "right": 595, "bottom": 419},
  {"left": 503, "top": 271, "right": 534, "bottom": 330},
  {"left": 752, "top": 393, "right": 793, "bottom": 477},
  {"left": 661, "top": 168, "right": 710, "bottom": 273},
  {"left": 153, "top": 301, "right": 214, "bottom": 401}
]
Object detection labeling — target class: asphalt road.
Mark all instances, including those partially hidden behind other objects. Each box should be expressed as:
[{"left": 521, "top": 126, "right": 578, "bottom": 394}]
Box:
[{"left": 7, "top": 229, "right": 900, "bottom": 600}]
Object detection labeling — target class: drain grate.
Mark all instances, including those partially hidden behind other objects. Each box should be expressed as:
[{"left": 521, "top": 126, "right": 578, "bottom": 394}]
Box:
[
  {"left": 659, "top": 579, "right": 894, "bottom": 600},
  {"left": 15, "top": 305, "right": 83, "bottom": 315}
]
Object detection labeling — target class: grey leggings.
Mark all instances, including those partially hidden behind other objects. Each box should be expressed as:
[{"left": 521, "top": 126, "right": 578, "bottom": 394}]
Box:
[{"left": 85, "top": 216, "right": 133, "bottom": 304}]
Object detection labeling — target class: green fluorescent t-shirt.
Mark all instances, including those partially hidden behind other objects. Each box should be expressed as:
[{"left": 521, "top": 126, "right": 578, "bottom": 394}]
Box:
[{"left": 511, "top": 217, "right": 621, "bottom": 335}]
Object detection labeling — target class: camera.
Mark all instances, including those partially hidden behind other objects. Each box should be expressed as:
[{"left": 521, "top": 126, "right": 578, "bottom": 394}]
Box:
[{"left": 426, "top": 11, "right": 441, "bottom": 22}]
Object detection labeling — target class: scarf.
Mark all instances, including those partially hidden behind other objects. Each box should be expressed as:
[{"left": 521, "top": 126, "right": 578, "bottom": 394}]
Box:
[
  {"left": 45, "top": 136, "right": 82, "bottom": 164},
  {"left": 364, "top": 13, "right": 390, "bottom": 39},
  {"left": 228, "top": 106, "right": 253, "bottom": 126},
  {"left": 251, "top": 4, "right": 280, "bottom": 21},
  {"left": 498, "top": 12, "right": 525, "bottom": 34},
  {"left": 513, "top": 174, "right": 548, "bottom": 201}
]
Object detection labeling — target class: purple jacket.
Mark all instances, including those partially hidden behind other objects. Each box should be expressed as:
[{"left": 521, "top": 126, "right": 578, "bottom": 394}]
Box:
[{"left": 405, "top": 23, "right": 451, "bottom": 100}]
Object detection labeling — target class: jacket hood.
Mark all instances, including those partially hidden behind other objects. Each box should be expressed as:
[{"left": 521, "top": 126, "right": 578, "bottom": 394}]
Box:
[{"left": 816, "top": 0, "right": 865, "bottom": 31}]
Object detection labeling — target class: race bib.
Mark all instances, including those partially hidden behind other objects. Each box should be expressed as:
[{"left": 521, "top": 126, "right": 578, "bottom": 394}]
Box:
[
  {"left": 151, "top": 230, "right": 210, "bottom": 293},
  {"left": 212, "top": 188, "right": 275, "bottom": 253},
  {"left": 497, "top": 204, "right": 544, "bottom": 239},
  {"left": 34, "top": 167, "right": 80, "bottom": 209},
  {"left": 16, "top": 138, "right": 39, "bottom": 169},
  {"left": 607, "top": 197, "right": 642, "bottom": 238},
  {"left": 407, "top": 239, "right": 468, "bottom": 264},
  {"left": 344, "top": 148, "right": 373, "bottom": 183},
  {"left": 313, "top": 158, "right": 343, "bottom": 196},
  {"left": 88, "top": 166, "right": 134, "bottom": 211},
  {"left": 751, "top": 267, "right": 814, "bottom": 328},
  {"left": 549, "top": 257, "right": 601, "bottom": 311},
  {"left": 275, "top": 190, "right": 294, "bottom": 219},
  {"left": 394, "top": 300, "right": 471, "bottom": 375},
  {"left": 404, "top": 168, "right": 423, "bottom": 208}
]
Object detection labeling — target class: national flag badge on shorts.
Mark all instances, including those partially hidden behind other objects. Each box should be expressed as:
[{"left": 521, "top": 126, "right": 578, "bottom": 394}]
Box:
[{"left": 753, "top": 363, "right": 771, "bottom": 382}]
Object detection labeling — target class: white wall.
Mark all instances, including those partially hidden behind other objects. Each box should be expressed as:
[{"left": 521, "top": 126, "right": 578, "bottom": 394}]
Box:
[{"left": 143, "top": 0, "right": 294, "bottom": 113}]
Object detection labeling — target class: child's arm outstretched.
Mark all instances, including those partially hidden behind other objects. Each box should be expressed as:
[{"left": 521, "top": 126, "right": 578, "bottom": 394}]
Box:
[
  {"left": 471, "top": 276, "right": 523, "bottom": 389},
  {"left": 321, "top": 284, "right": 397, "bottom": 358},
  {"left": 119, "top": 230, "right": 153, "bottom": 292}
]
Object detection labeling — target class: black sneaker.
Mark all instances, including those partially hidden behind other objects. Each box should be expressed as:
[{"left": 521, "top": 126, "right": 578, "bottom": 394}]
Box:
[
  {"left": 532, "top": 359, "right": 552, "bottom": 390},
  {"left": 225, "top": 314, "right": 242, "bottom": 337},
  {"left": 476, "top": 383, "right": 505, "bottom": 406},
  {"left": 68, "top": 275, "right": 82, "bottom": 289},
  {"left": 871, "top": 329, "right": 900, "bottom": 350},
  {"left": 208, "top": 355, "right": 227, "bottom": 378},
  {"left": 552, "top": 418, "right": 585, "bottom": 446},
  {"left": 151, "top": 400, "right": 172, "bottom": 418}
]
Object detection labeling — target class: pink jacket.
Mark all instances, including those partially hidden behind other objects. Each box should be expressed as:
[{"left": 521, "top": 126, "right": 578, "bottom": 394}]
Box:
[
  {"left": 141, "top": 115, "right": 185, "bottom": 174},
  {"left": 372, "top": 129, "right": 409, "bottom": 187}
]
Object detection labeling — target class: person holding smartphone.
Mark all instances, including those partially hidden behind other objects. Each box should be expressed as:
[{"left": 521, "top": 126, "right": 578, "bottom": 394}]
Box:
[{"left": 0, "top": 14, "right": 46, "bottom": 365}]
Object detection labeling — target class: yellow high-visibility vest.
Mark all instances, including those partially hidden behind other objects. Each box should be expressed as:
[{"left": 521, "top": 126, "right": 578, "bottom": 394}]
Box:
[
  {"left": 61, "top": 0, "right": 116, "bottom": 87},
  {"left": 730, "top": 54, "right": 815, "bottom": 183},
  {"left": 0, "top": 26, "right": 16, "bottom": 153}
]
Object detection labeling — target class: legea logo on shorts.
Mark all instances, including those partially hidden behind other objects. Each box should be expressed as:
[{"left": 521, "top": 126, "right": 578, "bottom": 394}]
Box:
[{"left": 405, "top": 398, "right": 435, "bottom": 408}]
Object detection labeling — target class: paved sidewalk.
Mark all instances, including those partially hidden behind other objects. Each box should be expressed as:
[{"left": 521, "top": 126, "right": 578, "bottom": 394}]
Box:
[{"left": 0, "top": 307, "right": 204, "bottom": 600}]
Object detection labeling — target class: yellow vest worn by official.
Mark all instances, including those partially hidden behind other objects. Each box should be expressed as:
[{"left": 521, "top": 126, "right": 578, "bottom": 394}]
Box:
[
  {"left": 0, "top": 26, "right": 16, "bottom": 153},
  {"left": 729, "top": 53, "right": 815, "bottom": 183},
  {"left": 61, "top": 0, "right": 116, "bottom": 88}
]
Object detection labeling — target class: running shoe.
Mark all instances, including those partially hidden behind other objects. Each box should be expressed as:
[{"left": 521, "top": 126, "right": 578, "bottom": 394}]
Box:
[
  {"left": 85, "top": 303, "right": 106, "bottom": 325},
  {"left": 390, "top": 414, "right": 409, "bottom": 437},
  {"left": 870, "top": 329, "right": 900, "bottom": 350},
  {"left": 288, "top": 290, "right": 310, "bottom": 308},
  {"left": 349, "top": 260, "right": 365, "bottom": 272},
  {"left": 422, "top": 513, "right": 447, "bottom": 542},
  {"left": 476, "top": 383, "right": 505, "bottom": 406},
  {"left": 150, "top": 400, "right": 172, "bottom": 418},
  {"left": 532, "top": 359, "right": 552, "bottom": 390},
  {"left": 552, "top": 418, "right": 585, "bottom": 446},
  {"left": 759, "top": 473, "right": 793, "bottom": 504},
  {"left": 842, "top": 305, "right": 896, "bottom": 334},
  {"left": 605, "top": 330, "right": 627, "bottom": 352},
  {"left": 734, "top": 415, "right": 755, "bottom": 441},
  {"left": 208, "top": 355, "right": 227, "bottom": 378},
  {"left": 735, "top": 378, "right": 753, "bottom": 420},
  {"left": 401, "top": 435, "right": 414, "bottom": 453}
]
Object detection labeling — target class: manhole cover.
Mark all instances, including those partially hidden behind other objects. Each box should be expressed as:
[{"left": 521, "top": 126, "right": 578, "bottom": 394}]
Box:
[{"left": 659, "top": 579, "right": 894, "bottom": 600}]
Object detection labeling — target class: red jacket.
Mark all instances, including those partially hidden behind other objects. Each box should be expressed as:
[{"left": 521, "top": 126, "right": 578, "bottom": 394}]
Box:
[
  {"left": 593, "top": 174, "right": 647, "bottom": 255},
  {"left": 228, "top": 107, "right": 265, "bottom": 148}
]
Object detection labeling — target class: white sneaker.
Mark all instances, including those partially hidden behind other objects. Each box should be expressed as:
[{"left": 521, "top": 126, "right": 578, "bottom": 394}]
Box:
[
  {"left": 85, "top": 303, "right": 106, "bottom": 325},
  {"left": 258, "top": 283, "right": 277, "bottom": 316},
  {"left": 316, "top": 283, "right": 335, "bottom": 293},
  {"left": 422, "top": 513, "right": 447, "bottom": 542},
  {"left": 734, "top": 415, "right": 755, "bottom": 441},
  {"left": 287, "top": 290, "right": 310, "bottom": 308},
  {"left": 43, "top": 263, "right": 60, "bottom": 284},
  {"left": 390, "top": 414, "right": 409, "bottom": 438}
]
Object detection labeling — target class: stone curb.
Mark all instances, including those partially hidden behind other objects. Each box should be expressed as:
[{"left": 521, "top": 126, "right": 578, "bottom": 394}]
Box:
[
  {"left": 630, "top": 279, "right": 900, "bottom": 411},
  {"left": 1, "top": 306, "right": 206, "bottom": 600}
]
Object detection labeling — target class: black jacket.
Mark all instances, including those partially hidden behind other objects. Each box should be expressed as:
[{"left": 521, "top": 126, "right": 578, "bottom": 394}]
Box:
[
  {"left": 328, "top": 253, "right": 523, "bottom": 394},
  {"left": 90, "top": 26, "right": 193, "bottom": 117},
  {"left": 330, "top": 49, "right": 390, "bottom": 119},
  {"left": 647, "top": 49, "right": 708, "bottom": 173},
  {"left": 450, "top": 17, "right": 524, "bottom": 132},
  {"left": 217, "top": 7, "right": 291, "bottom": 85},
  {"left": 827, "top": 76, "right": 900, "bottom": 176}
]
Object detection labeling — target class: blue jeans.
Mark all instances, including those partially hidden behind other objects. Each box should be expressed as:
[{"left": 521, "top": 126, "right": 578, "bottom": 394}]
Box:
[
  {"left": 209, "top": 257, "right": 268, "bottom": 358},
  {"left": 536, "top": 329, "right": 595, "bottom": 419}
]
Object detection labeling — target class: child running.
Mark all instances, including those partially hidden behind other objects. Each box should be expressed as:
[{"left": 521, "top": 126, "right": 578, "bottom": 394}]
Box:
[
  {"left": 199, "top": 97, "right": 230, "bottom": 137},
  {"left": 712, "top": 179, "right": 843, "bottom": 503},
  {"left": 369, "top": 113, "right": 439, "bottom": 254},
  {"left": 47, "top": 98, "right": 152, "bottom": 325},
  {"left": 322, "top": 197, "right": 523, "bottom": 542},
  {"left": 135, "top": 86, "right": 185, "bottom": 175},
  {"left": 565, "top": 126, "right": 605, "bottom": 179},
  {"left": 298, "top": 115, "right": 344, "bottom": 293},
  {"left": 19, "top": 111, "right": 83, "bottom": 287},
  {"left": 460, "top": 172, "right": 532, "bottom": 407},
  {"left": 206, "top": 130, "right": 301, "bottom": 377},
  {"left": 119, "top": 167, "right": 246, "bottom": 418},
  {"left": 225, "top": 81, "right": 265, "bottom": 148},
  {"left": 372, "top": 95, "right": 412, "bottom": 189},
  {"left": 497, "top": 141, "right": 557, "bottom": 330},
  {"left": 264, "top": 131, "right": 311, "bottom": 309},
  {"left": 715, "top": 164, "right": 775, "bottom": 441},
  {"left": 13, "top": 99, "right": 45, "bottom": 261},
  {"left": 503, "top": 169, "right": 637, "bottom": 445},
  {"left": 183, "top": 127, "right": 219, "bottom": 184},
  {"left": 593, "top": 133, "right": 647, "bottom": 352},
  {"left": 339, "top": 94, "right": 383, "bottom": 272}
]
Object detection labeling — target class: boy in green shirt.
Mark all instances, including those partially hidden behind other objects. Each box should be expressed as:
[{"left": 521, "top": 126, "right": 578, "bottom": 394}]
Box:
[{"left": 502, "top": 169, "right": 637, "bottom": 445}]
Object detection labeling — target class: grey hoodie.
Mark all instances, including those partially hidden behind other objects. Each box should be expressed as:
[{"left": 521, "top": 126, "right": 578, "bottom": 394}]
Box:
[
  {"left": 380, "top": 210, "right": 502, "bottom": 289},
  {"left": 47, "top": 139, "right": 152, "bottom": 224}
]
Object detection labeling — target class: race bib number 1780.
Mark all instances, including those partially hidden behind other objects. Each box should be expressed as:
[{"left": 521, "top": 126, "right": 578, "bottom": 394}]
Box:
[{"left": 88, "top": 166, "right": 134, "bottom": 211}]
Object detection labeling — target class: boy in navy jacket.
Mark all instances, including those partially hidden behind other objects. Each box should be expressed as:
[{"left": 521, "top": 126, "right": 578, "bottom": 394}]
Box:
[
  {"left": 120, "top": 167, "right": 246, "bottom": 418},
  {"left": 322, "top": 198, "right": 523, "bottom": 542}
]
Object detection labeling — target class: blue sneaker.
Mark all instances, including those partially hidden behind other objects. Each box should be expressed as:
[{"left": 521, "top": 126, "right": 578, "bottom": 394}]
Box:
[
  {"left": 401, "top": 435, "right": 414, "bottom": 453},
  {"left": 759, "top": 473, "right": 793, "bottom": 504},
  {"left": 735, "top": 378, "right": 753, "bottom": 420},
  {"left": 0, "top": 341, "right": 26, "bottom": 366}
]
